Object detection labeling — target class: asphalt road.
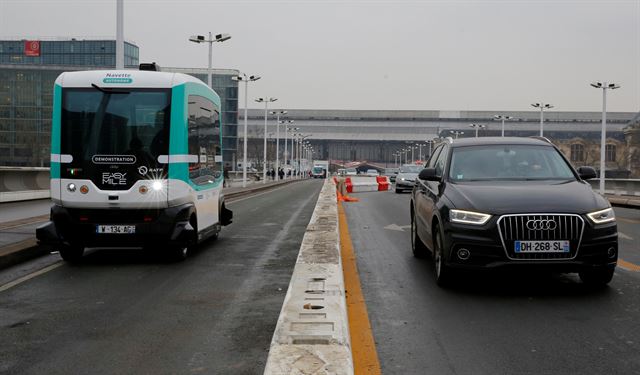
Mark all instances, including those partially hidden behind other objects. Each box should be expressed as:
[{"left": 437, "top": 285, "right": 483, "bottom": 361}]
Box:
[
  {"left": 0, "top": 179, "right": 323, "bottom": 375},
  {"left": 344, "top": 189, "right": 640, "bottom": 375}
]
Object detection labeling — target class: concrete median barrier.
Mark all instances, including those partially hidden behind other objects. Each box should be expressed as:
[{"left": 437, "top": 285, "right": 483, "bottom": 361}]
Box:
[
  {"left": 0, "top": 167, "right": 50, "bottom": 203},
  {"left": 264, "top": 179, "right": 353, "bottom": 375}
]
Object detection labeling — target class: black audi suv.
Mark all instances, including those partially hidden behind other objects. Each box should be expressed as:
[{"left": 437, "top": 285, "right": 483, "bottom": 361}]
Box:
[{"left": 410, "top": 137, "right": 618, "bottom": 286}]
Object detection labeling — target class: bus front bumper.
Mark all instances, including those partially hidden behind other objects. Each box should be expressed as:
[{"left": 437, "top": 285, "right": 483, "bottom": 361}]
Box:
[{"left": 36, "top": 204, "right": 197, "bottom": 249}]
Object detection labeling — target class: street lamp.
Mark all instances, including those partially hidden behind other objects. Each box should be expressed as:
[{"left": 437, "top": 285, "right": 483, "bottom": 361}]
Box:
[
  {"left": 270, "top": 111, "right": 287, "bottom": 174},
  {"left": 189, "top": 32, "right": 231, "bottom": 88},
  {"left": 531, "top": 102, "right": 554, "bottom": 137},
  {"left": 591, "top": 81, "right": 621, "bottom": 195},
  {"left": 256, "top": 97, "right": 277, "bottom": 184},
  {"left": 231, "top": 73, "right": 260, "bottom": 188},
  {"left": 493, "top": 115, "right": 514, "bottom": 137},
  {"left": 469, "top": 123, "right": 486, "bottom": 138},
  {"left": 426, "top": 140, "right": 435, "bottom": 159},
  {"left": 416, "top": 143, "right": 426, "bottom": 162},
  {"left": 449, "top": 130, "right": 464, "bottom": 139},
  {"left": 286, "top": 125, "right": 298, "bottom": 179}
]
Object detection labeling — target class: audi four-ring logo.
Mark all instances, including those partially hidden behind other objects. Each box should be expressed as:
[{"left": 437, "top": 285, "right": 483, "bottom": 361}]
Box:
[{"left": 526, "top": 219, "right": 557, "bottom": 230}]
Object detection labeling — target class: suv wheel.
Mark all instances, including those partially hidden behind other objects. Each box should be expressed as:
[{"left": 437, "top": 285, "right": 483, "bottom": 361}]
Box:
[
  {"left": 433, "top": 225, "right": 453, "bottom": 286},
  {"left": 579, "top": 267, "right": 615, "bottom": 286},
  {"left": 58, "top": 245, "right": 84, "bottom": 263},
  {"left": 411, "top": 212, "right": 428, "bottom": 258}
]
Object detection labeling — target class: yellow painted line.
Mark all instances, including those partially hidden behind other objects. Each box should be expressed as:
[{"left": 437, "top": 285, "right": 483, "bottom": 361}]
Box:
[
  {"left": 338, "top": 201, "right": 381, "bottom": 375},
  {"left": 618, "top": 259, "right": 640, "bottom": 272},
  {"left": 0, "top": 262, "right": 63, "bottom": 293}
]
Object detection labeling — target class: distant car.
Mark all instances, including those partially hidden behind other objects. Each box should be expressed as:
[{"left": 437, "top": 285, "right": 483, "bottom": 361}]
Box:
[
  {"left": 383, "top": 168, "right": 399, "bottom": 183},
  {"left": 395, "top": 164, "right": 422, "bottom": 193},
  {"left": 366, "top": 169, "right": 379, "bottom": 176},
  {"left": 337, "top": 168, "right": 347, "bottom": 176},
  {"left": 346, "top": 168, "right": 358, "bottom": 176}
]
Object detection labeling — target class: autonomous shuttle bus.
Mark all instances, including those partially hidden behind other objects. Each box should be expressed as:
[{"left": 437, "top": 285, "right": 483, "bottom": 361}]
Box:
[{"left": 36, "top": 66, "right": 232, "bottom": 262}]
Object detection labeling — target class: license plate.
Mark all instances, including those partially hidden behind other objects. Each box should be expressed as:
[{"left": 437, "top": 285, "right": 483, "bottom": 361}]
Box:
[
  {"left": 96, "top": 225, "right": 135, "bottom": 234},
  {"left": 514, "top": 240, "right": 570, "bottom": 253}
]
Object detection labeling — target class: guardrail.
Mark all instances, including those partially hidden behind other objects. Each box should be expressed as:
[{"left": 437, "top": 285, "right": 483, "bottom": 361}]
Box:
[
  {"left": 0, "top": 167, "right": 50, "bottom": 203},
  {"left": 586, "top": 179, "right": 640, "bottom": 197}
]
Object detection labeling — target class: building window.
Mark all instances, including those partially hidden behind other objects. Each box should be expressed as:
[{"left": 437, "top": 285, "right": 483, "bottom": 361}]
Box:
[
  {"left": 570, "top": 144, "right": 585, "bottom": 162},
  {"left": 605, "top": 144, "right": 616, "bottom": 162}
]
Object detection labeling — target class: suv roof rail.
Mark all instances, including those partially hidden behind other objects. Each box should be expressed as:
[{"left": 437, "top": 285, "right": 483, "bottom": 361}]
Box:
[{"left": 529, "top": 136, "right": 552, "bottom": 144}]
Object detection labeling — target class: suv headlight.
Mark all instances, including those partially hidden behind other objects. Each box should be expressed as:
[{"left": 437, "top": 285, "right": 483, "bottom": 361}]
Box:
[
  {"left": 587, "top": 208, "right": 615, "bottom": 224},
  {"left": 449, "top": 209, "right": 491, "bottom": 225}
]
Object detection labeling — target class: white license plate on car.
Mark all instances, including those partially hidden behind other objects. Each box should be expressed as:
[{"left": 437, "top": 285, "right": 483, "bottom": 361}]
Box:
[
  {"left": 96, "top": 225, "right": 135, "bottom": 234},
  {"left": 514, "top": 240, "right": 570, "bottom": 253}
]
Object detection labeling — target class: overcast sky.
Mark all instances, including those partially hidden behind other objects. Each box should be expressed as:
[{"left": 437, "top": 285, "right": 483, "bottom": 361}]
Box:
[{"left": 1, "top": 0, "right": 638, "bottom": 112}]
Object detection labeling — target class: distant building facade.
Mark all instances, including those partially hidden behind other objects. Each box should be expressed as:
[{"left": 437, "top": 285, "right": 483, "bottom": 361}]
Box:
[
  {"left": 239, "top": 109, "right": 639, "bottom": 176},
  {"left": 0, "top": 38, "right": 239, "bottom": 168}
]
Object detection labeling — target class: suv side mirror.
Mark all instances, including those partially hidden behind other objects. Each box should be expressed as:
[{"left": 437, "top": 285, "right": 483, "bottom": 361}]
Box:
[
  {"left": 419, "top": 167, "right": 440, "bottom": 181},
  {"left": 577, "top": 166, "right": 597, "bottom": 180}
]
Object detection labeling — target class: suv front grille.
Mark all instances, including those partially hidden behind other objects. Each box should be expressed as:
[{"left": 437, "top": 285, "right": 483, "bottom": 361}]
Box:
[{"left": 497, "top": 214, "right": 584, "bottom": 260}]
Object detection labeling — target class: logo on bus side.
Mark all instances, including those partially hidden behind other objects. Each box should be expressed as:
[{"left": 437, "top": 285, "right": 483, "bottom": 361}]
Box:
[
  {"left": 102, "top": 172, "right": 127, "bottom": 186},
  {"left": 92, "top": 155, "right": 136, "bottom": 164},
  {"left": 103, "top": 73, "right": 133, "bottom": 84}
]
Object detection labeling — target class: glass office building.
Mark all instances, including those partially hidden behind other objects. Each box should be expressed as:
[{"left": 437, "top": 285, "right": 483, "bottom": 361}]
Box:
[{"left": 0, "top": 39, "right": 239, "bottom": 168}]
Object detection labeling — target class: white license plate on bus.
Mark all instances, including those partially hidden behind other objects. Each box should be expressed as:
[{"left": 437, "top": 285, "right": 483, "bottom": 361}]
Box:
[
  {"left": 514, "top": 240, "right": 570, "bottom": 253},
  {"left": 96, "top": 225, "right": 136, "bottom": 234}
]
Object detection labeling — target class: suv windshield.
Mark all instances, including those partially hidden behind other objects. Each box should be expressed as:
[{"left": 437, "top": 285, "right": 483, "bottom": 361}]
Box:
[
  {"left": 400, "top": 165, "right": 421, "bottom": 173},
  {"left": 449, "top": 145, "right": 576, "bottom": 181}
]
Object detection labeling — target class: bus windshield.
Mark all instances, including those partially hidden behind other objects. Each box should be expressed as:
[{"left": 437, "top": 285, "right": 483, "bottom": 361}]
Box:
[{"left": 61, "top": 88, "right": 171, "bottom": 189}]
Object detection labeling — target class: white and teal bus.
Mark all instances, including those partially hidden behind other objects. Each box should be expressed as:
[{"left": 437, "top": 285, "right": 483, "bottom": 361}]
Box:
[{"left": 36, "top": 66, "right": 232, "bottom": 262}]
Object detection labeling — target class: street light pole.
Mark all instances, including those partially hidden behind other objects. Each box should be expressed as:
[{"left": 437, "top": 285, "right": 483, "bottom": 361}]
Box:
[
  {"left": 116, "top": 0, "right": 124, "bottom": 69},
  {"left": 270, "top": 111, "right": 287, "bottom": 174},
  {"left": 231, "top": 74, "right": 260, "bottom": 188},
  {"left": 591, "top": 81, "right": 621, "bottom": 195},
  {"left": 189, "top": 33, "right": 231, "bottom": 89},
  {"left": 494, "top": 115, "right": 513, "bottom": 137},
  {"left": 469, "top": 123, "right": 486, "bottom": 138},
  {"left": 256, "top": 97, "right": 277, "bottom": 184},
  {"left": 449, "top": 130, "right": 464, "bottom": 139},
  {"left": 531, "top": 102, "right": 554, "bottom": 137}
]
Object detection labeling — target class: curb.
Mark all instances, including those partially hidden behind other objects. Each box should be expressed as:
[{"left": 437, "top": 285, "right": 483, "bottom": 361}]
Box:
[
  {"left": 264, "top": 179, "right": 353, "bottom": 374},
  {"left": 0, "top": 239, "right": 48, "bottom": 270},
  {"left": 607, "top": 196, "right": 640, "bottom": 209}
]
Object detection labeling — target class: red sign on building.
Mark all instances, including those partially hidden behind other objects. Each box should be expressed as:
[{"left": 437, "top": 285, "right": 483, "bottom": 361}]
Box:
[{"left": 24, "top": 40, "right": 40, "bottom": 56}]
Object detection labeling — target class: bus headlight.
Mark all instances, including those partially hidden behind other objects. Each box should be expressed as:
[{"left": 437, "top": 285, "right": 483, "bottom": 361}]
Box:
[
  {"left": 152, "top": 180, "right": 163, "bottom": 191},
  {"left": 67, "top": 183, "right": 76, "bottom": 192}
]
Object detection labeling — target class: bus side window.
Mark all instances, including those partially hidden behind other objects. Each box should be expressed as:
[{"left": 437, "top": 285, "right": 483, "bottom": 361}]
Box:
[{"left": 187, "top": 95, "right": 221, "bottom": 186}]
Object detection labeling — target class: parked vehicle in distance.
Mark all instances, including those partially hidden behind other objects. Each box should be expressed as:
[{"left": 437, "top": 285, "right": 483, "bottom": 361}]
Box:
[
  {"left": 383, "top": 168, "right": 399, "bottom": 182},
  {"left": 366, "top": 169, "right": 379, "bottom": 176},
  {"left": 337, "top": 168, "right": 346, "bottom": 176},
  {"left": 311, "top": 165, "right": 327, "bottom": 178},
  {"left": 411, "top": 137, "right": 617, "bottom": 287},
  {"left": 395, "top": 164, "right": 422, "bottom": 193},
  {"left": 346, "top": 168, "right": 358, "bottom": 176}
]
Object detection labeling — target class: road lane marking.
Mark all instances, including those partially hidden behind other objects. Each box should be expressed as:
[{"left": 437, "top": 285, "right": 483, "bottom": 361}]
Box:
[
  {"left": 618, "top": 259, "right": 640, "bottom": 272},
  {"left": 0, "top": 262, "right": 63, "bottom": 293},
  {"left": 338, "top": 201, "right": 382, "bottom": 374},
  {"left": 384, "top": 223, "right": 411, "bottom": 232},
  {"left": 618, "top": 232, "right": 634, "bottom": 241}
]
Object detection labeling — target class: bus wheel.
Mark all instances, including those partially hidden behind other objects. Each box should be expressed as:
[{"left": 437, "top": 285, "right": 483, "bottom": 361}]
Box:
[
  {"left": 59, "top": 245, "right": 85, "bottom": 263},
  {"left": 169, "top": 246, "right": 188, "bottom": 262}
]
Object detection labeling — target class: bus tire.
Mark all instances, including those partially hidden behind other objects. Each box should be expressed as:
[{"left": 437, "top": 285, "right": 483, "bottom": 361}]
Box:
[
  {"left": 59, "top": 245, "right": 85, "bottom": 263},
  {"left": 169, "top": 246, "right": 188, "bottom": 262}
]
